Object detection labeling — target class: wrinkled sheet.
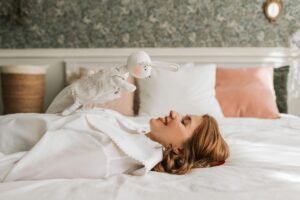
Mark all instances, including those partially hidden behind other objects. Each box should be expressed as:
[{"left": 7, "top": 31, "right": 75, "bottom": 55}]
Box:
[{"left": 0, "top": 111, "right": 300, "bottom": 200}]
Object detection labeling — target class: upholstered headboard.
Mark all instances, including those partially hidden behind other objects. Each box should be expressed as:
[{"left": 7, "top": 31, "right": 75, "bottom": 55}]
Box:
[{"left": 0, "top": 48, "right": 299, "bottom": 115}]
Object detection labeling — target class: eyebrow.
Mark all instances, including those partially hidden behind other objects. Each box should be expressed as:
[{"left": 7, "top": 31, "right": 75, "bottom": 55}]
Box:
[{"left": 184, "top": 115, "right": 192, "bottom": 126}]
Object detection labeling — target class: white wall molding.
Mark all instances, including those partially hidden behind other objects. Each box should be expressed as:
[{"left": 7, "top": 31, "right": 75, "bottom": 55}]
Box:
[
  {"left": 0, "top": 47, "right": 296, "bottom": 57},
  {"left": 0, "top": 48, "right": 297, "bottom": 67}
]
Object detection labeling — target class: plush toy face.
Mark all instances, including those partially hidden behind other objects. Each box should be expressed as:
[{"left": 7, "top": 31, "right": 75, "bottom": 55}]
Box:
[
  {"left": 129, "top": 63, "right": 152, "bottom": 79},
  {"left": 126, "top": 51, "right": 179, "bottom": 79},
  {"left": 126, "top": 51, "right": 152, "bottom": 79}
]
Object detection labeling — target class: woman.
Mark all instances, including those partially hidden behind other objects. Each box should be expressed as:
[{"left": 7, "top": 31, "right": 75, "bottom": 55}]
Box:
[
  {"left": 148, "top": 110, "right": 229, "bottom": 174},
  {"left": 0, "top": 109, "right": 229, "bottom": 181}
]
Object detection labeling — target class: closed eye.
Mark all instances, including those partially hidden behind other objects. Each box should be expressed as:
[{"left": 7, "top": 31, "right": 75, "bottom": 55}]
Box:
[{"left": 181, "top": 115, "right": 191, "bottom": 126}]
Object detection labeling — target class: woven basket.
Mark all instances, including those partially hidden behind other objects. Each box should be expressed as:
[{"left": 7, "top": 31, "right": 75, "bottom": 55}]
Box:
[{"left": 1, "top": 66, "right": 46, "bottom": 114}]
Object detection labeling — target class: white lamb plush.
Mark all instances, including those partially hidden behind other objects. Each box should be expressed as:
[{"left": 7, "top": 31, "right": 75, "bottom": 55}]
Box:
[{"left": 46, "top": 51, "right": 179, "bottom": 115}]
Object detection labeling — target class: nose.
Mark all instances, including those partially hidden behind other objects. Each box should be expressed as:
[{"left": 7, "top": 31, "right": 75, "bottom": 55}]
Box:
[
  {"left": 163, "top": 111, "right": 175, "bottom": 125},
  {"left": 169, "top": 110, "right": 181, "bottom": 119},
  {"left": 168, "top": 110, "right": 183, "bottom": 123}
]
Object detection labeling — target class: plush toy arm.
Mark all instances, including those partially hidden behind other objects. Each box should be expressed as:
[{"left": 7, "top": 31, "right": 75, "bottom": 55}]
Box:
[
  {"left": 62, "top": 100, "right": 82, "bottom": 116},
  {"left": 112, "top": 75, "right": 136, "bottom": 92}
]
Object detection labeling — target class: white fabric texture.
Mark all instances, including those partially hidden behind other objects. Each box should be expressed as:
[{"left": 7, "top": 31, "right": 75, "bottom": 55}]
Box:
[
  {"left": 137, "top": 63, "right": 224, "bottom": 118},
  {"left": 0, "top": 109, "right": 162, "bottom": 182},
  {"left": 0, "top": 114, "right": 300, "bottom": 200},
  {"left": 46, "top": 67, "right": 135, "bottom": 115}
]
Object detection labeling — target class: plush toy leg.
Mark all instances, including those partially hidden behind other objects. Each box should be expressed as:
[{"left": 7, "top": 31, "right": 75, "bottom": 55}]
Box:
[
  {"left": 62, "top": 100, "right": 82, "bottom": 116},
  {"left": 112, "top": 76, "right": 136, "bottom": 92}
]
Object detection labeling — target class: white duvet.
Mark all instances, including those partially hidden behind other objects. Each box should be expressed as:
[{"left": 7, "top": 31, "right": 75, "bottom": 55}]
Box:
[
  {"left": 0, "top": 110, "right": 300, "bottom": 200},
  {"left": 0, "top": 109, "right": 162, "bottom": 182}
]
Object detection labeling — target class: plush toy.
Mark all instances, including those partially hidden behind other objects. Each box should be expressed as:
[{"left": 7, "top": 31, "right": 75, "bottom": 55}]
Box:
[{"left": 46, "top": 51, "right": 179, "bottom": 116}]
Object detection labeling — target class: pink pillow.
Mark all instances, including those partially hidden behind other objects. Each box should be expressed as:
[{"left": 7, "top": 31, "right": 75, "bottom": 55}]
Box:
[
  {"left": 82, "top": 75, "right": 136, "bottom": 116},
  {"left": 216, "top": 67, "right": 279, "bottom": 118}
]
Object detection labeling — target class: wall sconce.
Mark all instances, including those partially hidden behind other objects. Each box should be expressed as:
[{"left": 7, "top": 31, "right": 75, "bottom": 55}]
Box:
[{"left": 263, "top": 0, "right": 283, "bottom": 22}]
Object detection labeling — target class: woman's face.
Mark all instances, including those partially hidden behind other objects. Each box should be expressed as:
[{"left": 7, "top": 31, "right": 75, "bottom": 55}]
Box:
[{"left": 148, "top": 110, "right": 203, "bottom": 148}]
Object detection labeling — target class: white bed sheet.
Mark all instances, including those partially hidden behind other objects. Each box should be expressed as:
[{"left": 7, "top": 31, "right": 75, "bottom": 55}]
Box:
[{"left": 0, "top": 112, "right": 300, "bottom": 200}]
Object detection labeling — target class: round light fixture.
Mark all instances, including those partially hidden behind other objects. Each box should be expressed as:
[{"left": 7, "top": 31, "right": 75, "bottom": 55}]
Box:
[{"left": 263, "top": 0, "right": 283, "bottom": 22}]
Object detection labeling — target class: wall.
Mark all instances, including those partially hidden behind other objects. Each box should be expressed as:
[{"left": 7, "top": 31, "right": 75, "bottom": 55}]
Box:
[
  {"left": 0, "top": 0, "right": 300, "bottom": 48},
  {"left": 0, "top": 0, "right": 300, "bottom": 115}
]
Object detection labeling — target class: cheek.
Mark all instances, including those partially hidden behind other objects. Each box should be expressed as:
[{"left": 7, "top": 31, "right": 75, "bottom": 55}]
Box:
[
  {"left": 133, "top": 66, "right": 143, "bottom": 75},
  {"left": 168, "top": 125, "right": 188, "bottom": 145}
]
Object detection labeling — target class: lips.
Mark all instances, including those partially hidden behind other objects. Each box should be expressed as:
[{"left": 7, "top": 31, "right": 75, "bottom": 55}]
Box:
[{"left": 157, "top": 117, "right": 167, "bottom": 125}]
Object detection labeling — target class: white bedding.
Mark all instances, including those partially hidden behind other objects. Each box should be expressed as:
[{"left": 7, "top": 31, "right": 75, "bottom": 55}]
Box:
[{"left": 0, "top": 111, "right": 300, "bottom": 200}]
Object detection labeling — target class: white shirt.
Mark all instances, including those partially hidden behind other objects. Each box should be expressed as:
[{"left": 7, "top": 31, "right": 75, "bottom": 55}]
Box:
[{"left": 0, "top": 109, "right": 162, "bottom": 182}]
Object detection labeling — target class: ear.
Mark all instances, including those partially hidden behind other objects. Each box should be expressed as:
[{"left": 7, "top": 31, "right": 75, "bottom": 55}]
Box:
[{"left": 172, "top": 147, "right": 183, "bottom": 155}]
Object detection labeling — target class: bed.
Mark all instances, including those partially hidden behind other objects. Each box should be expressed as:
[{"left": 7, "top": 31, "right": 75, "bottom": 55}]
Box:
[{"left": 0, "top": 48, "right": 300, "bottom": 200}]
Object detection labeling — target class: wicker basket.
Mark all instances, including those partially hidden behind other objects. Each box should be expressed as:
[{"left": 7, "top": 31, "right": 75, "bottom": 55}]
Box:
[{"left": 1, "top": 65, "right": 46, "bottom": 114}]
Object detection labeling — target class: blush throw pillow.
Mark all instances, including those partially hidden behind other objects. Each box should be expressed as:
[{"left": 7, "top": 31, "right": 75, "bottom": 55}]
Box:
[
  {"left": 216, "top": 67, "right": 279, "bottom": 118},
  {"left": 137, "top": 63, "right": 224, "bottom": 118}
]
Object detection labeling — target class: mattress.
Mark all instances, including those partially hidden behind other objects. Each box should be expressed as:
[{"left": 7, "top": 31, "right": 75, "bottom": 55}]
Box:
[{"left": 0, "top": 112, "right": 300, "bottom": 200}]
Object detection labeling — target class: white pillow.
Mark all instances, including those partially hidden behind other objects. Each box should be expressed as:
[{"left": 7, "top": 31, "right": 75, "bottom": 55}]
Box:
[{"left": 137, "top": 63, "right": 224, "bottom": 118}]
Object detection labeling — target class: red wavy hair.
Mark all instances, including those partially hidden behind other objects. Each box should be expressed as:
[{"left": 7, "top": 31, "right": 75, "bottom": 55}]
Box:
[{"left": 153, "top": 114, "right": 229, "bottom": 174}]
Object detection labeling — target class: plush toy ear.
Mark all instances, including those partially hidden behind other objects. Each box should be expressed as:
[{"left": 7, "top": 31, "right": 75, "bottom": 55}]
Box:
[{"left": 151, "top": 61, "right": 180, "bottom": 72}]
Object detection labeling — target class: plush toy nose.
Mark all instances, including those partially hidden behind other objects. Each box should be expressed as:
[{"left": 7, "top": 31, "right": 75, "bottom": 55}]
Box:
[{"left": 130, "top": 65, "right": 152, "bottom": 79}]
